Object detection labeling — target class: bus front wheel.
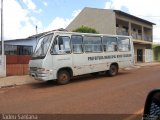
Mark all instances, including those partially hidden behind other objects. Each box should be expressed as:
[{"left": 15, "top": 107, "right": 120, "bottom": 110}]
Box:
[
  {"left": 57, "top": 70, "right": 70, "bottom": 85},
  {"left": 108, "top": 64, "right": 118, "bottom": 76}
]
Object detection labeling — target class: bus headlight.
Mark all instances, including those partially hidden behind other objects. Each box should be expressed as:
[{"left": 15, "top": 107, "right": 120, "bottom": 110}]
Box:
[
  {"left": 37, "top": 68, "right": 46, "bottom": 73},
  {"left": 37, "top": 68, "right": 52, "bottom": 74}
]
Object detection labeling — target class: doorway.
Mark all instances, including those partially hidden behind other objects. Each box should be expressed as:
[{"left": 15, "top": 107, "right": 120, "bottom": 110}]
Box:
[{"left": 137, "top": 49, "right": 143, "bottom": 62}]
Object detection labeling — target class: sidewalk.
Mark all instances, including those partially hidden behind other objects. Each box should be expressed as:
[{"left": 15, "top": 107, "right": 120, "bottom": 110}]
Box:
[
  {"left": 0, "top": 62, "right": 160, "bottom": 88},
  {"left": 123, "top": 62, "right": 160, "bottom": 70},
  {"left": 0, "top": 75, "right": 39, "bottom": 88},
  {"left": 135, "top": 62, "right": 160, "bottom": 67}
]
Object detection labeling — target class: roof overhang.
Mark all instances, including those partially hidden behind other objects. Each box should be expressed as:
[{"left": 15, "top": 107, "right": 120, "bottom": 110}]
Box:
[
  {"left": 114, "top": 10, "right": 156, "bottom": 25},
  {"left": 133, "top": 39, "right": 153, "bottom": 45}
]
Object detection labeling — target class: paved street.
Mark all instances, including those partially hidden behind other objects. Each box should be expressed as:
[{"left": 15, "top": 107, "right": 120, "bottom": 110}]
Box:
[{"left": 0, "top": 65, "right": 160, "bottom": 115}]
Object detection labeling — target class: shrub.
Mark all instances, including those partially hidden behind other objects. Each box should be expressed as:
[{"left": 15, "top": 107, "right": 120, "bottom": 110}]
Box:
[{"left": 72, "top": 25, "right": 98, "bottom": 34}]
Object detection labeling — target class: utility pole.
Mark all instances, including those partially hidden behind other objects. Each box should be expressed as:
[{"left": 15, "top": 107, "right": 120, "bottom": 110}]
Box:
[
  {"left": 1, "top": 0, "right": 4, "bottom": 57},
  {"left": 36, "top": 25, "right": 38, "bottom": 35},
  {"left": 36, "top": 25, "right": 38, "bottom": 44},
  {"left": 1, "top": 0, "right": 3, "bottom": 55},
  {"left": 0, "top": 0, "right": 5, "bottom": 76}
]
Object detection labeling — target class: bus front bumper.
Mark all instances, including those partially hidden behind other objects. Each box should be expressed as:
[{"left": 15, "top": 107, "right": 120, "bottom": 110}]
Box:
[{"left": 29, "top": 72, "right": 54, "bottom": 81}]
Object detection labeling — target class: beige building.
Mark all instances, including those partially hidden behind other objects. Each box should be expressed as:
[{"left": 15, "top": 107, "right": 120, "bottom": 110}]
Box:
[{"left": 66, "top": 7, "right": 155, "bottom": 63}]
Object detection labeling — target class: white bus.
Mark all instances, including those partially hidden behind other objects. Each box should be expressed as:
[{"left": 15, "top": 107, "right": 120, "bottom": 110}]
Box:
[{"left": 29, "top": 31, "right": 134, "bottom": 85}]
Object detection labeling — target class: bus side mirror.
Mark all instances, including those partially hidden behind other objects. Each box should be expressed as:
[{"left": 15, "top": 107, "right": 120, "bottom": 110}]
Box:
[{"left": 143, "top": 89, "right": 160, "bottom": 120}]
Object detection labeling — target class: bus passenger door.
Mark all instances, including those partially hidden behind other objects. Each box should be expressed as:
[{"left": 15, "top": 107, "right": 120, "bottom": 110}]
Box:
[{"left": 50, "top": 35, "right": 72, "bottom": 74}]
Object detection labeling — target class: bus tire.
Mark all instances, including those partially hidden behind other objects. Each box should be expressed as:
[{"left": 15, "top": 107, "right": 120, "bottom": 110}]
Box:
[
  {"left": 57, "top": 70, "right": 70, "bottom": 85},
  {"left": 108, "top": 64, "right": 118, "bottom": 77}
]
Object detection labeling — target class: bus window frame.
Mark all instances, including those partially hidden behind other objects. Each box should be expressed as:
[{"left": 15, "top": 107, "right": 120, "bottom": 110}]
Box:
[
  {"left": 83, "top": 35, "right": 103, "bottom": 53},
  {"left": 117, "top": 37, "right": 131, "bottom": 52},
  {"left": 71, "top": 35, "right": 84, "bottom": 54},
  {"left": 50, "top": 35, "right": 72, "bottom": 55},
  {"left": 102, "top": 36, "right": 118, "bottom": 52}
]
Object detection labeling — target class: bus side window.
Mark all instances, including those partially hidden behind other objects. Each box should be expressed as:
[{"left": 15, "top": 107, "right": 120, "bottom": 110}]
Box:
[
  {"left": 50, "top": 36, "right": 71, "bottom": 54},
  {"left": 84, "top": 36, "right": 102, "bottom": 53},
  {"left": 58, "top": 36, "right": 71, "bottom": 54},
  {"left": 102, "top": 36, "right": 117, "bottom": 52},
  {"left": 118, "top": 37, "right": 130, "bottom": 52},
  {"left": 71, "top": 35, "right": 83, "bottom": 54},
  {"left": 50, "top": 36, "right": 58, "bottom": 54}
]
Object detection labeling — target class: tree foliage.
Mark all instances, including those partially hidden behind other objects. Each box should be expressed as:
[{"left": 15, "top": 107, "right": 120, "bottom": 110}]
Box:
[{"left": 72, "top": 25, "right": 98, "bottom": 34}]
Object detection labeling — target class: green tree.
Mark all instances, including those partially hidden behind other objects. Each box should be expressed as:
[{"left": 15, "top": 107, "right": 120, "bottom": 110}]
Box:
[{"left": 72, "top": 25, "right": 99, "bottom": 34}]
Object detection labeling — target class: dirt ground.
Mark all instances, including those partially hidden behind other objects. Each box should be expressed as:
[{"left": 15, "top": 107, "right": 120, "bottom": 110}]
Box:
[{"left": 0, "top": 65, "right": 160, "bottom": 118}]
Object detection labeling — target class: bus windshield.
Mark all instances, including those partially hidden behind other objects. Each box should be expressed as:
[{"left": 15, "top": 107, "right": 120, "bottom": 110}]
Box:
[{"left": 32, "top": 34, "right": 53, "bottom": 59}]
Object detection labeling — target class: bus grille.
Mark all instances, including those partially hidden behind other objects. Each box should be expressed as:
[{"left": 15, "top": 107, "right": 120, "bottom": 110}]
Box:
[{"left": 30, "top": 67, "right": 37, "bottom": 71}]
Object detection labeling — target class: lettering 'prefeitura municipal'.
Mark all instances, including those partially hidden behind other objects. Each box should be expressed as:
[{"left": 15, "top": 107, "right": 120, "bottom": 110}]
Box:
[{"left": 88, "top": 54, "right": 132, "bottom": 61}]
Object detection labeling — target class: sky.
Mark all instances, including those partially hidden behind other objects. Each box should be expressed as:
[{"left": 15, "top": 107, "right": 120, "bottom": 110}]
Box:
[{"left": 0, "top": 0, "right": 160, "bottom": 43}]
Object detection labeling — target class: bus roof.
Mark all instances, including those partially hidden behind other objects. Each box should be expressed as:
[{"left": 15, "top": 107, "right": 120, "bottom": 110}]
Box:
[{"left": 43, "top": 30, "right": 132, "bottom": 39}]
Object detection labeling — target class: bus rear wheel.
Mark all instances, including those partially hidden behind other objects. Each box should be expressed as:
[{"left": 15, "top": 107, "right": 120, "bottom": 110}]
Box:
[
  {"left": 108, "top": 64, "right": 118, "bottom": 76},
  {"left": 57, "top": 70, "right": 70, "bottom": 85}
]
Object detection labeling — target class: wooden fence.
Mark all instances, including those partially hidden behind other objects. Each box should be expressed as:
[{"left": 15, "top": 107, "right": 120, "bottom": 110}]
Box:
[{"left": 6, "top": 55, "right": 31, "bottom": 76}]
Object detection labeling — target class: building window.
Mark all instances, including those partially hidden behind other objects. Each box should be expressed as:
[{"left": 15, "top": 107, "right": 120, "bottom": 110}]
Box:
[
  {"left": 4, "top": 45, "right": 33, "bottom": 55},
  {"left": 123, "top": 26, "right": 128, "bottom": 31},
  {"left": 102, "top": 36, "right": 118, "bottom": 52},
  {"left": 5, "top": 45, "right": 17, "bottom": 55},
  {"left": 71, "top": 35, "right": 83, "bottom": 54},
  {"left": 138, "top": 29, "right": 142, "bottom": 34},
  {"left": 17, "top": 46, "right": 33, "bottom": 55},
  {"left": 84, "top": 36, "right": 102, "bottom": 53}
]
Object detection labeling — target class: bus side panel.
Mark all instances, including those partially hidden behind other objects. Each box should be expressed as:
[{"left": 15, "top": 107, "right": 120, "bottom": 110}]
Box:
[
  {"left": 73, "top": 53, "right": 110, "bottom": 76},
  {"left": 72, "top": 53, "right": 88, "bottom": 76},
  {"left": 52, "top": 54, "right": 72, "bottom": 78},
  {"left": 117, "top": 52, "right": 134, "bottom": 69},
  {"left": 87, "top": 52, "right": 111, "bottom": 73}
]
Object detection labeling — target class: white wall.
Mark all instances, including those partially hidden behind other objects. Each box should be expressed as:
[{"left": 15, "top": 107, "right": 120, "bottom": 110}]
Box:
[
  {"left": 145, "top": 49, "right": 152, "bottom": 62},
  {"left": 0, "top": 55, "right": 6, "bottom": 77}
]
